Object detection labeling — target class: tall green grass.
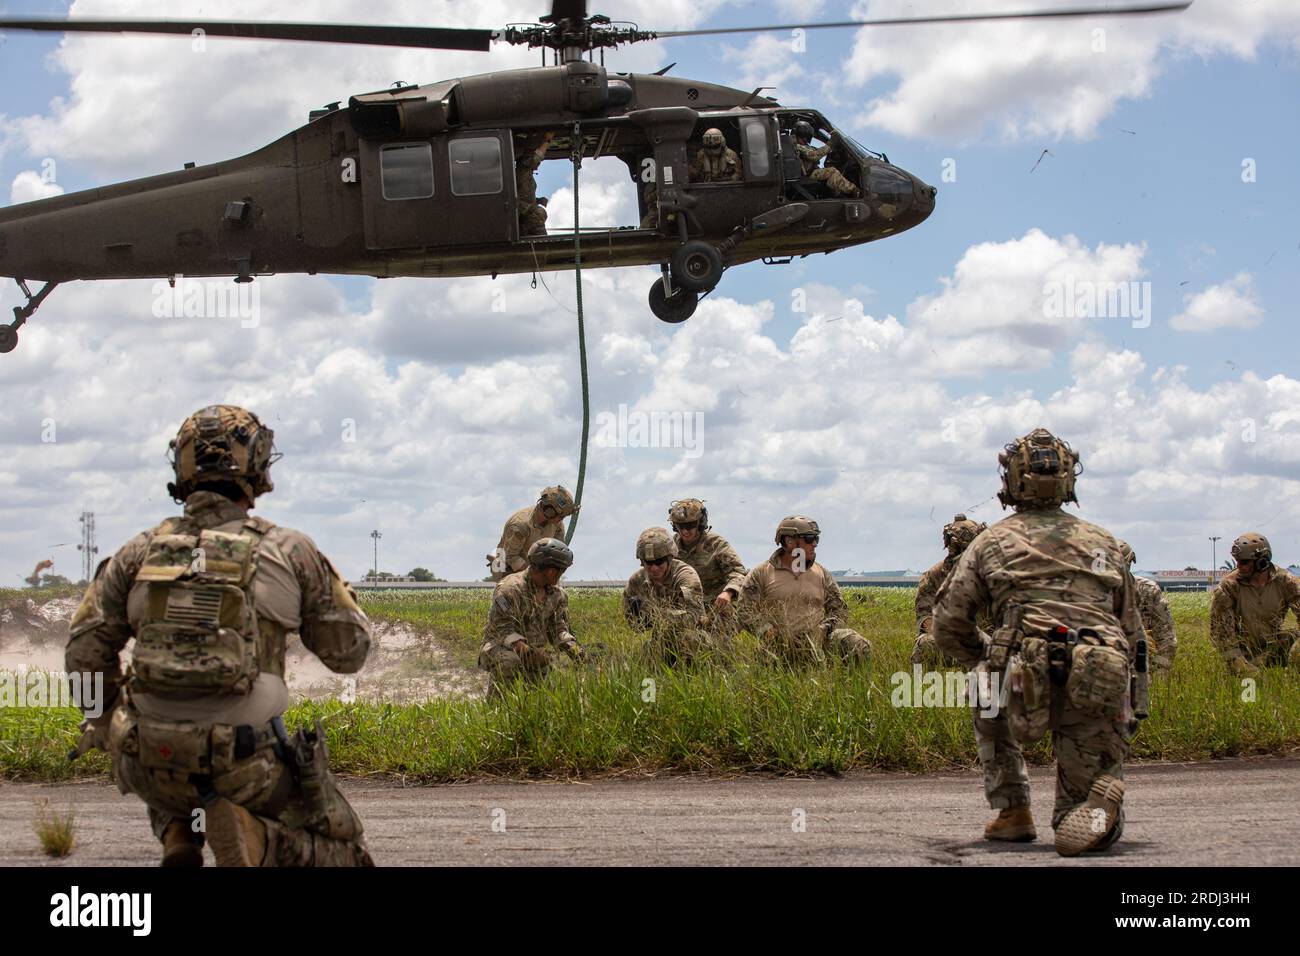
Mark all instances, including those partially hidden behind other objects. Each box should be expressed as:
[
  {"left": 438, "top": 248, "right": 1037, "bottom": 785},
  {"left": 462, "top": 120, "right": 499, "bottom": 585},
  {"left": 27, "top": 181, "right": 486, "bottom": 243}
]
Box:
[{"left": 2, "top": 589, "right": 1296, "bottom": 782}]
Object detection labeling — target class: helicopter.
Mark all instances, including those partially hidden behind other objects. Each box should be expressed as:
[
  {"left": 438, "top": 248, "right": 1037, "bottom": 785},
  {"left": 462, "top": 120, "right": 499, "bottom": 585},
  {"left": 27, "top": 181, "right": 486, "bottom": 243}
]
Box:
[{"left": 0, "top": 1, "right": 1191, "bottom": 352}]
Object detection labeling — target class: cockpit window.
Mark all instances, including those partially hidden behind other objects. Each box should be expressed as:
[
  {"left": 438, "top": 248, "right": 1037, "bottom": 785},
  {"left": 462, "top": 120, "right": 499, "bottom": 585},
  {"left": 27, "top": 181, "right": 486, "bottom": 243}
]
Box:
[{"left": 867, "top": 165, "right": 913, "bottom": 201}]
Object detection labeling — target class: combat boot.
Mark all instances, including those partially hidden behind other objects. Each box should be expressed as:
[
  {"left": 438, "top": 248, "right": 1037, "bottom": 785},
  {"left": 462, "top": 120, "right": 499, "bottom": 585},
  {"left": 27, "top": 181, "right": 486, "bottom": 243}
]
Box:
[
  {"left": 984, "top": 805, "right": 1036, "bottom": 842},
  {"left": 205, "top": 798, "right": 268, "bottom": 867},
  {"left": 160, "top": 820, "right": 204, "bottom": 867},
  {"left": 1055, "top": 775, "right": 1125, "bottom": 857}
]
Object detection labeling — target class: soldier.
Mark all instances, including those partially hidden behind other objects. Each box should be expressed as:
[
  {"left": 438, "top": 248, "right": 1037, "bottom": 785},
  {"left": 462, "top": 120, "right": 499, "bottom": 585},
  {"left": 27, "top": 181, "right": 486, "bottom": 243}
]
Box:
[
  {"left": 913, "top": 513, "right": 1030, "bottom": 841},
  {"left": 65, "top": 405, "right": 373, "bottom": 867},
  {"left": 688, "top": 128, "right": 741, "bottom": 183},
  {"left": 739, "top": 516, "right": 872, "bottom": 666},
  {"left": 486, "top": 485, "right": 578, "bottom": 582},
  {"left": 516, "top": 130, "right": 556, "bottom": 237},
  {"left": 934, "top": 428, "right": 1144, "bottom": 857},
  {"left": 1209, "top": 533, "right": 1300, "bottom": 676},
  {"left": 623, "top": 527, "right": 711, "bottom": 665},
  {"left": 479, "top": 538, "right": 587, "bottom": 694},
  {"left": 669, "top": 498, "right": 747, "bottom": 638},
  {"left": 791, "top": 120, "right": 859, "bottom": 197},
  {"left": 1118, "top": 541, "right": 1177, "bottom": 672},
  {"left": 912, "top": 513, "right": 989, "bottom": 666}
]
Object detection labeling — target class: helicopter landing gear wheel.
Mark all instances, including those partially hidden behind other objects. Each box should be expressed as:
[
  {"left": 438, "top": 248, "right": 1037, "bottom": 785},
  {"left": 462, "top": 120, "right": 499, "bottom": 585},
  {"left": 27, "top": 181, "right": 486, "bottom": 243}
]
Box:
[
  {"left": 648, "top": 277, "right": 698, "bottom": 323},
  {"left": 0, "top": 325, "right": 17, "bottom": 354},
  {"left": 670, "top": 240, "right": 723, "bottom": 293}
]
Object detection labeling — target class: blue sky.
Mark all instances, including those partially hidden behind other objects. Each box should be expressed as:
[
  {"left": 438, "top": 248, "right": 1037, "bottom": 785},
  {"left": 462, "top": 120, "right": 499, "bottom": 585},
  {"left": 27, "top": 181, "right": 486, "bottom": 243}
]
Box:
[{"left": 1, "top": 0, "right": 1297, "bottom": 584}]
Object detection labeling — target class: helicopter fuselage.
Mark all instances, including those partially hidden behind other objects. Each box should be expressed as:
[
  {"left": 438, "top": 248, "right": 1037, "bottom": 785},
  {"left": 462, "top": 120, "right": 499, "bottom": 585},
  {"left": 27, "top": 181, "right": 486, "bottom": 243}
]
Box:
[{"left": 0, "top": 63, "right": 934, "bottom": 300}]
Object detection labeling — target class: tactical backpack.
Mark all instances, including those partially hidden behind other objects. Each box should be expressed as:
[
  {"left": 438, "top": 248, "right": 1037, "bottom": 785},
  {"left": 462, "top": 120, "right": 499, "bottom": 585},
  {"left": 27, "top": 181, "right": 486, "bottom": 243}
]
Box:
[{"left": 129, "top": 518, "right": 267, "bottom": 697}]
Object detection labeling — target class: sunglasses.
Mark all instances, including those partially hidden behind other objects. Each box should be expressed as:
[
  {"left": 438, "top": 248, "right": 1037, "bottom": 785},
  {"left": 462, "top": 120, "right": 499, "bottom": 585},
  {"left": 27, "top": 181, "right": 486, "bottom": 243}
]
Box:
[
  {"left": 644, "top": 557, "right": 670, "bottom": 567},
  {"left": 794, "top": 535, "right": 820, "bottom": 545}
]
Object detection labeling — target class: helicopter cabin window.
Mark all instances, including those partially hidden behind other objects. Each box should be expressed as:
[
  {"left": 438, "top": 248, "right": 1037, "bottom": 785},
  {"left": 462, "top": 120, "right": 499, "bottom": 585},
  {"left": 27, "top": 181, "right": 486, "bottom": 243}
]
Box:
[
  {"left": 740, "top": 117, "right": 770, "bottom": 179},
  {"left": 449, "top": 137, "right": 504, "bottom": 197},
  {"left": 380, "top": 143, "right": 435, "bottom": 201}
]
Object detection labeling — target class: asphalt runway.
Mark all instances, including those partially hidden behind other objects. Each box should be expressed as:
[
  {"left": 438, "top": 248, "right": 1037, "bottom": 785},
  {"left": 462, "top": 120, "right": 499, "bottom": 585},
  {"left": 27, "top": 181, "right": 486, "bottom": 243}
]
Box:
[{"left": 3, "top": 757, "right": 1296, "bottom": 866}]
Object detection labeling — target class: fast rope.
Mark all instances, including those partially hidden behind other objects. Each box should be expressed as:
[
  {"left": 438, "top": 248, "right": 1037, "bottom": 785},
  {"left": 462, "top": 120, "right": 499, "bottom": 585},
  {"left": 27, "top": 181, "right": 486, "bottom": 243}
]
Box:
[{"left": 565, "top": 119, "right": 590, "bottom": 546}]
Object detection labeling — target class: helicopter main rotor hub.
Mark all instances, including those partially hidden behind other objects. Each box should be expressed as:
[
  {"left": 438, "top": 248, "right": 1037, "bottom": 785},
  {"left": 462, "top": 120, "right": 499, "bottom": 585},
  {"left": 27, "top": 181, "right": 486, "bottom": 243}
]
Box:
[{"left": 499, "top": 15, "right": 656, "bottom": 60}]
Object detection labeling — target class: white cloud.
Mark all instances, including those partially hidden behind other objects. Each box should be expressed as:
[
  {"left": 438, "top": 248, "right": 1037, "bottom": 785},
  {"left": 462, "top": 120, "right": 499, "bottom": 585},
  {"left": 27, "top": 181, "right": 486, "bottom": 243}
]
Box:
[
  {"left": 9, "top": 171, "right": 65, "bottom": 204},
  {"left": 842, "top": 0, "right": 1300, "bottom": 142},
  {"left": 1169, "top": 271, "right": 1263, "bottom": 332}
]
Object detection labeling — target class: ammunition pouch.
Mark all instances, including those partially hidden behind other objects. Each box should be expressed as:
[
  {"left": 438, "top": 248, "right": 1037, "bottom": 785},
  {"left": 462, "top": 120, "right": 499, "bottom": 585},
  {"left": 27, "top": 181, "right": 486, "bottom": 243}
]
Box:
[
  {"left": 1006, "top": 637, "right": 1051, "bottom": 745},
  {"left": 1066, "top": 644, "right": 1130, "bottom": 720},
  {"left": 131, "top": 714, "right": 283, "bottom": 776}
]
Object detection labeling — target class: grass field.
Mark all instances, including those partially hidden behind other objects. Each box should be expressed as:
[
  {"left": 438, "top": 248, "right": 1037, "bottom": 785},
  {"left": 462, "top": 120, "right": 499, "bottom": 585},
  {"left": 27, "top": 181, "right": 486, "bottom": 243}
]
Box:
[{"left": 1, "top": 588, "right": 1297, "bottom": 782}]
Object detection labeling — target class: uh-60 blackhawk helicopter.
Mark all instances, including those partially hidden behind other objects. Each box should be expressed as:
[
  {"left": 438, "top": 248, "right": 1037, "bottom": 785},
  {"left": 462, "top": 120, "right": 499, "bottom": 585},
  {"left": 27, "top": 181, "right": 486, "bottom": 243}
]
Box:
[{"left": 0, "top": 1, "right": 1190, "bottom": 352}]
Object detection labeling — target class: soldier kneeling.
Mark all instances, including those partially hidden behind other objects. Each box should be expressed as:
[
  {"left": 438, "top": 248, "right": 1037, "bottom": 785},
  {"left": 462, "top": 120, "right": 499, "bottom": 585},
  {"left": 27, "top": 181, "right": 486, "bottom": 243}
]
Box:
[
  {"left": 479, "top": 538, "right": 587, "bottom": 694},
  {"left": 740, "top": 516, "right": 872, "bottom": 666},
  {"left": 624, "top": 527, "right": 713, "bottom": 666},
  {"left": 67, "top": 405, "right": 373, "bottom": 867}
]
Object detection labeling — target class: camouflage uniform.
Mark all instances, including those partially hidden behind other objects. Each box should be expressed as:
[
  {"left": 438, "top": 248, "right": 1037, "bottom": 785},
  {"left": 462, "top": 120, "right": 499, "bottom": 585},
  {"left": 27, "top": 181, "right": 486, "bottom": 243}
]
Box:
[
  {"left": 740, "top": 549, "right": 872, "bottom": 665},
  {"left": 794, "top": 142, "right": 858, "bottom": 196},
  {"left": 934, "top": 508, "right": 1142, "bottom": 841},
  {"left": 67, "top": 490, "right": 373, "bottom": 867},
  {"left": 674, "top": 529, "right": 747, "bottom": 637},
  {"left": 1209, "top": 566, "right": 1300, "bottom": 673},
  {"left": 515, "top": 132, "right": 553, "bottom": 237},
  {"left": 489, "top": 506, "right": 565, "bottom": 581},
  {"left": 1133, "top": 576, "right": 1177, "bottom": 671},
  {"left": 478, "top": 568, "right": 579, "bottom": 690},
  {"left": 623, "top": 559, "right": 711, "bottom": 664},
  {"left": 688, "top": 147, "right": 741, "bottom": 183}
]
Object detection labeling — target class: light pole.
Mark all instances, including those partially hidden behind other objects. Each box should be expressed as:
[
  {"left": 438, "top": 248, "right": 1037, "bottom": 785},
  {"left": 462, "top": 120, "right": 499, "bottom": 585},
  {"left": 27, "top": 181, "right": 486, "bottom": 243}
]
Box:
[
  {"left": 370, "top": 529, "right": 382, "bottom": 580},
  {"left": 1209, "top": 536, "right": 1221, "bottom": 587}
]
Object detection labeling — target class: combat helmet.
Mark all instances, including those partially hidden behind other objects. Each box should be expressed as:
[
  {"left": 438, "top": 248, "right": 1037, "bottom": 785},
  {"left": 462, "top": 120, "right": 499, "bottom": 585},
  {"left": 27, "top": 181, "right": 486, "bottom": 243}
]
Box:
[
  {"left": 793, "top": 120, "right": 815, "bottom": 143},
  {"left": 775, "top": 515, "right": 821, "bottom": 545},
  {"left": 1230, "top": 533, "right": 1271, "bottom": 569},
  {"left": 943, "top": 514, "right": 987, "bottom": 553},
  {"left": 636, "top": 527, "right": 678, "bottom": 562},
  {"left": 997, "top": 428, "right": 1081, "bottom": 509},
  {"left": 703, "top": 128, "right": 725, "bottom": 152},
  {"left": 668, "top": 498, "right": 709, "bottom": 533},
  {"left": 167, "top": 404, "right": 279, "bottom": 503},
  {"left": 527, "top": 537, "right": 574, "bottom": 572},
  {"left": 537, "top": 485, "right": 579, "bottom": 518}
]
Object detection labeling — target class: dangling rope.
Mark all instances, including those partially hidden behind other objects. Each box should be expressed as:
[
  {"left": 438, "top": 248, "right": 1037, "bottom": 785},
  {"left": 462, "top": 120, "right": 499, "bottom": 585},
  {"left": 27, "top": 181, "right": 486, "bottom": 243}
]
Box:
[{"left": 565, "top": 119, "right": 590, "bottom": 546}]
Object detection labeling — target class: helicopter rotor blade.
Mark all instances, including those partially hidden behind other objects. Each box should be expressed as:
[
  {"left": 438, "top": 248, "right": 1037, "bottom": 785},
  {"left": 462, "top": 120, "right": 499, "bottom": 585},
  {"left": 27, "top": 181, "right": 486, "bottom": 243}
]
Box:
[
  {"left": 0, "top": 17, "right": 496, "bottom": 52},
  {"left": 655, "top": 1, "right": 1192, "bottom": 38}
]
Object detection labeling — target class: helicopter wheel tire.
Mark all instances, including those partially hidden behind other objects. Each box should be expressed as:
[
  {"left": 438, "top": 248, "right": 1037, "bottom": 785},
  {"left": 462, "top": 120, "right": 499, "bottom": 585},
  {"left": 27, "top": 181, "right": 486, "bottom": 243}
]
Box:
[
  {"left": 0, "top": 325, "right": 17, "bottom": 354},
  {"left": 648, "top": 279, "right": 698, "bottom": 324},
  {"left": 670, "top": 240, "right": 723, "bottom": 293}
]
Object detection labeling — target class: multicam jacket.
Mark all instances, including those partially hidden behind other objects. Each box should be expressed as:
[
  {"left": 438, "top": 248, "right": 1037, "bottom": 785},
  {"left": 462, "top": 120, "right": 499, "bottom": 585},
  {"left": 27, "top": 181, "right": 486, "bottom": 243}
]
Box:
[
  {"left": 673, "top": 531, "right": 748, "bottom": 603},
  {"left": 623, "top": 560, "right": 706, "bottom": 631},
  {"left": 482, "top": 569, "right": 578, "bottom": 654},
  {"left": 932, "top": 507, "right": 1143, "bottom": 669},
  {"left": 1209, "top": 566, "right": 1300, "bottom": 664}
]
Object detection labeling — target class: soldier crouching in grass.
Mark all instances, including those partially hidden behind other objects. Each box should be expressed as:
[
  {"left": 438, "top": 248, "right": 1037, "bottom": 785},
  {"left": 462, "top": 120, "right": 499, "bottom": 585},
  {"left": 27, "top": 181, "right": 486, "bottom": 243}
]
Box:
[
  {"left": 66, "top": 405, "right": 374, "bottom": 867},
  {"left": 739, "top": 515, "right": 872, "bottom": 666},
  {"left": 623, "top": 527, "right": 714, "bottom": 666},
  {"left": 478, "top": 538, "right": 588, "bottom": 696}
]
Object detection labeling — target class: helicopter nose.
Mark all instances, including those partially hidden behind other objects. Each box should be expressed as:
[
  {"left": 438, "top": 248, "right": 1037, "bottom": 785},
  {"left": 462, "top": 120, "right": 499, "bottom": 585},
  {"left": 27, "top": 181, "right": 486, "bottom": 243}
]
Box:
[{"left": 914, "top": 177, "right": 937, "bottom": 210}]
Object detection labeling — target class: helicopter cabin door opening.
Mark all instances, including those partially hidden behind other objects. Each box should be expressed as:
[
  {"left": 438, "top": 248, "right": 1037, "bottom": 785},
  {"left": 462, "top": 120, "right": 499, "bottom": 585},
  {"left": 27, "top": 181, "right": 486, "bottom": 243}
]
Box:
[{"left": 360, "top": 129, "right": 513, "bottom": 250}]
